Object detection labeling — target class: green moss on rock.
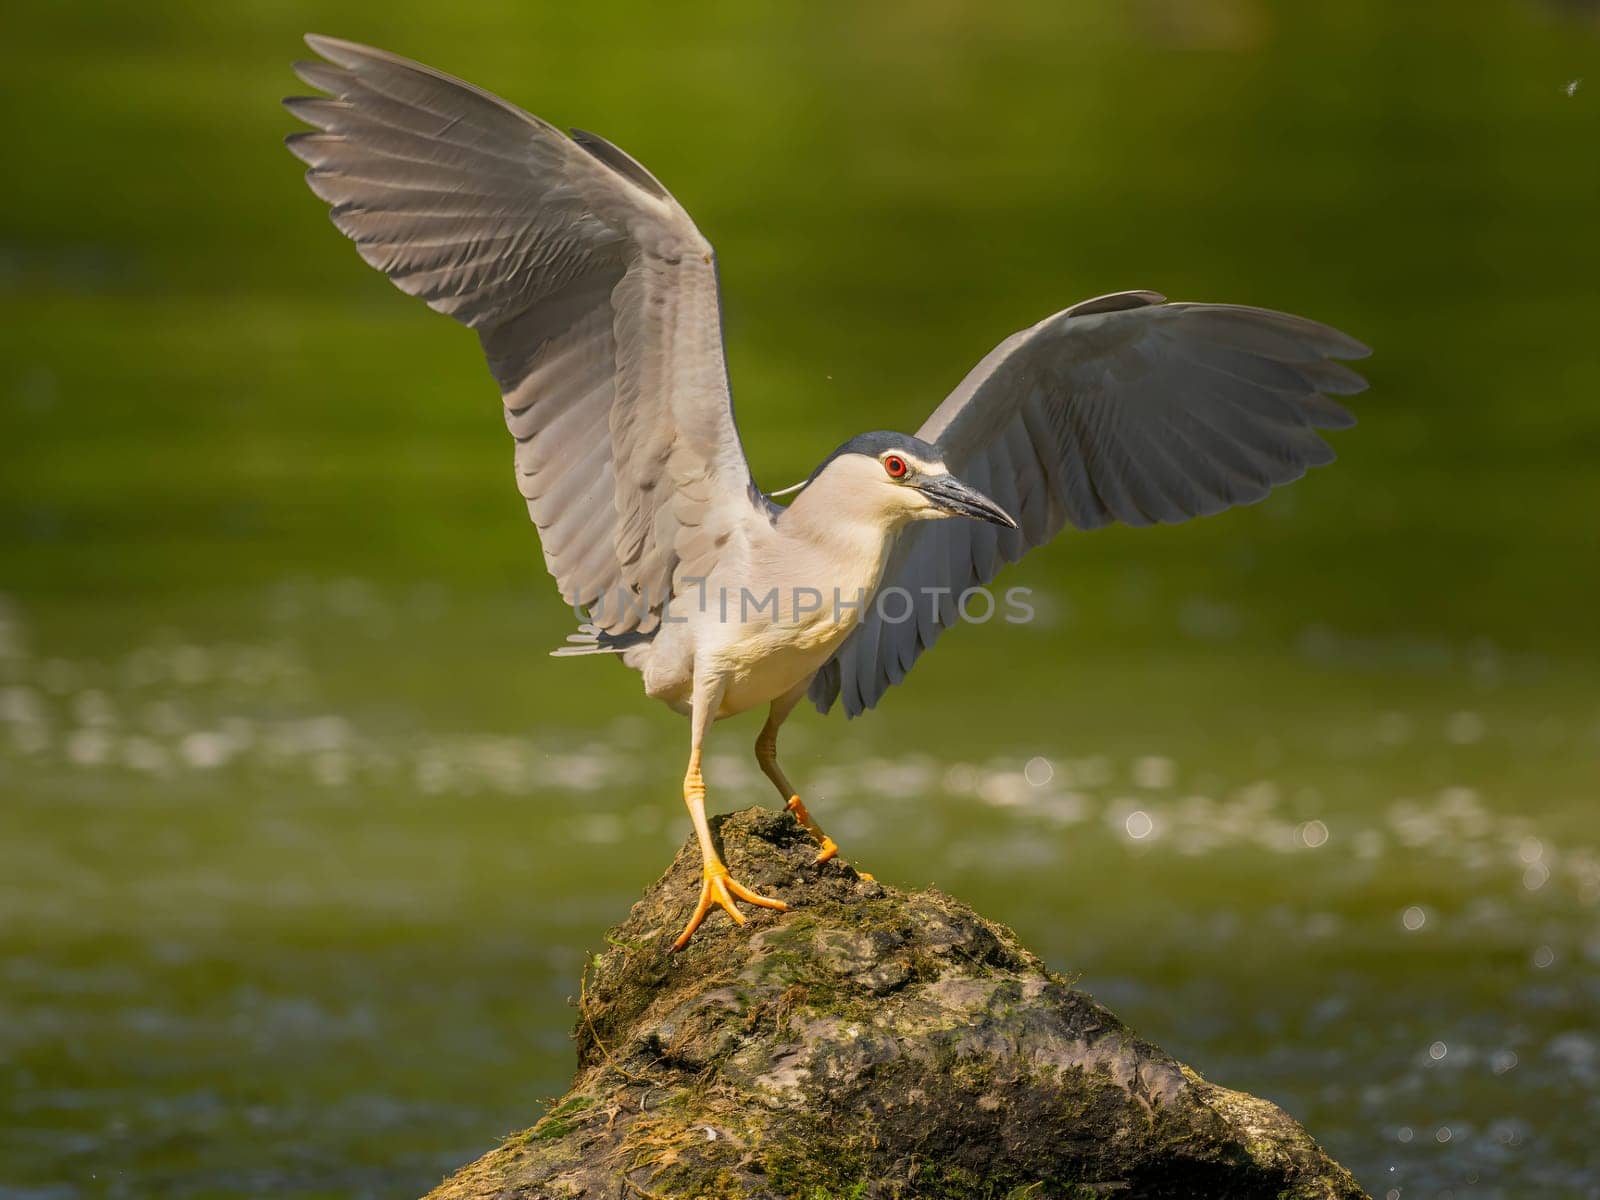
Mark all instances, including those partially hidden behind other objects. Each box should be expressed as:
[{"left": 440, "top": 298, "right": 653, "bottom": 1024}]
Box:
[{"left": 425, "top": 807, "right": 1368, "bottom": 1200}]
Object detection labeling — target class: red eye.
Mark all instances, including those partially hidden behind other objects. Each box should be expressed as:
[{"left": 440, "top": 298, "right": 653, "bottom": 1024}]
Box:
[{"left": 884, "top": 455, "right": 907, "bottom": 479}]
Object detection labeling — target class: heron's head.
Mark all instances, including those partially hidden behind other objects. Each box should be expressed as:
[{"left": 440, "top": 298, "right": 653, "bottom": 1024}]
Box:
[{"left": 774, "top": 432, "right": 1017, "bottom": 530}]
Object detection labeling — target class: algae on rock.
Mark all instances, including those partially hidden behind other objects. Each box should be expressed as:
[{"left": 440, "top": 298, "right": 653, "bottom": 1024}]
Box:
[{"left": 426, "top": 807, "right": 1367, "bottom": 1200}]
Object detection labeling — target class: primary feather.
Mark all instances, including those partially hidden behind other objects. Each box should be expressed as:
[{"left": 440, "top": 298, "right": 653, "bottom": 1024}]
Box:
[{"left": 285, "top": 35, "right": 766, "bottom": 633}]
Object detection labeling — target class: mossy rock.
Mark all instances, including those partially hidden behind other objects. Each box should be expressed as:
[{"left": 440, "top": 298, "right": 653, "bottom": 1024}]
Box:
[{"left": 426, "top": 807, "right": 1367, "bottom": 1200}]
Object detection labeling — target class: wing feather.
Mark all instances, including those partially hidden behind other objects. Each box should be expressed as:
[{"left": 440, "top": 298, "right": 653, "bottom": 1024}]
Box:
[
  {"left": 811, "top": 294, "right": 1369, "bottom": 716},
  {"left": 286, "top": 35, "right": 764, "bottom": 632}
]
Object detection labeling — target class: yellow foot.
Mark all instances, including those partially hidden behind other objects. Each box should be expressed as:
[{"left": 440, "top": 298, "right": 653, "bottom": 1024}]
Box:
[
  {"left": 785, "top": 795, "right": 854, "bottom": 869},
  {"left": 671, "top": 862, "right": 787, "bottom": 952}
]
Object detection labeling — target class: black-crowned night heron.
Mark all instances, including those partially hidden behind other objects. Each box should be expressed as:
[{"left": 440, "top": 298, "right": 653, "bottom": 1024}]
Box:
[{"left": 286, "top": 37, "right": 1369, "bottom": 950}]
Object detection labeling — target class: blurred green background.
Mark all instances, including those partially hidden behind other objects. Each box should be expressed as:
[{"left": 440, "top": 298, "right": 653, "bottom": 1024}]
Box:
[{"left": 3, "top": 2, "right": 1598, "bottom": 1197}]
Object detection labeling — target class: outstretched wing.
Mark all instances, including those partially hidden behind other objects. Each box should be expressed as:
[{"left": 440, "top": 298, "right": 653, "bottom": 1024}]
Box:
[
  {"left": 811, "top": 291, "right": 1370, "bottom": 716},
  {"left": 285, "top": 35, "right": 765, "bottom": 633}
]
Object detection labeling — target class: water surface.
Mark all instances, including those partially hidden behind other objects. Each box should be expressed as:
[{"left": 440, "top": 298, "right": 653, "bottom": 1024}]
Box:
[{"left": 3, "top": 3, "right": 1598, "bottom": 1197}]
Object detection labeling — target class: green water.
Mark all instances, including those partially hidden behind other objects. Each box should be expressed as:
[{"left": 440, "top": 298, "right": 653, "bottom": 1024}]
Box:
[{"left": 3, "top": 3, "right": 1598, "bottom": 1197}]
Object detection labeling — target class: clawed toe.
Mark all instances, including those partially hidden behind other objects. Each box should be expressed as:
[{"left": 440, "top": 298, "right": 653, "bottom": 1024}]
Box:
[{"left": 671, "top": 862, "right": 786, "bottom": 951}]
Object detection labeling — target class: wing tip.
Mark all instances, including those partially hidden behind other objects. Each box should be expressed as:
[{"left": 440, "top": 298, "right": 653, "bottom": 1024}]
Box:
[
  {"left": 282, "top": 94, "right": 333, "bottom": 125},
  {"left": 301, "top": 34, "right": 433, "bottom": 78},
  {"left": 1062, "top": 290, "right": 1168, "bottom": 319},
  {"left": 1320, "top": 327, "right": 1373, "bottom": 361},
  {"left": 303, "top": 33, "right": 362, "bottom": 62},
  {"left": 1309, "top": 398, "right": 1360, "bottom": 430},
  {"left": 282, "top": 129, "right": 326, "bottom": 160}
]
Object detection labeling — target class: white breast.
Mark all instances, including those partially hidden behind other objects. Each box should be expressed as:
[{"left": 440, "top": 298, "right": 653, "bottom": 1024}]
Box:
[{"left": 701, "top": 508, "right": 895, "bottom": 718}]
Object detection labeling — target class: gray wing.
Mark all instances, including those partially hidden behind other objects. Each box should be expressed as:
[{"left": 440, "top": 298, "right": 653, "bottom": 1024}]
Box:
[
  {"left": 285, "top": 35, "right": 765, "bottom": 633},
  {"left": 811, "top": 291, "right": 1370, "bottom": 716}
]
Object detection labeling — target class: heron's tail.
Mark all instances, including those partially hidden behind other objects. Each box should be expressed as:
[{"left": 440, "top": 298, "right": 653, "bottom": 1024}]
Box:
[{"left": 550, "top": 624, "right": 651, "bottom": 657}]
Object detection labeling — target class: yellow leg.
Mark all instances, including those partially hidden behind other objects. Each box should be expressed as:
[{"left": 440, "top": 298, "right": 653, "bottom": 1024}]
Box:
[
  {"left": 755, "top": 688, "right": 860, "bottom": 873},
  {"left": 672, "top": 685, "right": 787, "bottom": 953},
  {"left": 784, "top": 794, "right": 839, "bottom": 864}
]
